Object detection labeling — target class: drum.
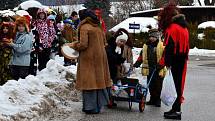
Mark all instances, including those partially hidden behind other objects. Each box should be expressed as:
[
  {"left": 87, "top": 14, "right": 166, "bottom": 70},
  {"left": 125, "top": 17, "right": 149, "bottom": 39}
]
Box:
[{"left": 61, "top": 45, "right": 79, "bottom": 60}]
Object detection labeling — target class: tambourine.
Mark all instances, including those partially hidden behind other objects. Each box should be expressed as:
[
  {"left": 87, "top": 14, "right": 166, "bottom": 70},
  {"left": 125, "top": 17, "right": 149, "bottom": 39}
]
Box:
[{"left": 61, "top": 44, "right": 79, "bottom": 60}]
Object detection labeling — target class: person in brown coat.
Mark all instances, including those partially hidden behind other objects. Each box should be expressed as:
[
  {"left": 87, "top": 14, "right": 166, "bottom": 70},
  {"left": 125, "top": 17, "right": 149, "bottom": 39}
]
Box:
[{"left": 70, "top": 9, "right": 112, "bottom": 114}]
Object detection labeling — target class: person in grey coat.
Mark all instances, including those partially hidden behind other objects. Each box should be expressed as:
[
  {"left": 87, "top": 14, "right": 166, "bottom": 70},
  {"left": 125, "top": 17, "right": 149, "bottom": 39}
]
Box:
[{"left": 6, "top": 17, "right": 33, "bottom": 80}]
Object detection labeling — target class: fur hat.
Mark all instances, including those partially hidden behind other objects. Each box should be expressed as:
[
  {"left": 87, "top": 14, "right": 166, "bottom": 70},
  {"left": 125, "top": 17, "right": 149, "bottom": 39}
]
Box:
[
  {"left": 14, "top": 16, "right": 30, "bottom": 33},
  {"left": 115, "top": 31, "right": 128, "bottom": 43},
  {"left": 148, "top": 29, "right": 160, "bottom": 39}
]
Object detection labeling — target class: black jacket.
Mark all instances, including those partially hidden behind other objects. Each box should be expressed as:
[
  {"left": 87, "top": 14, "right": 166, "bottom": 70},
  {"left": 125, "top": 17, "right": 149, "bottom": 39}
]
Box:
[{"left": 106, "top": 37, "right": 125, "bottom": 81}]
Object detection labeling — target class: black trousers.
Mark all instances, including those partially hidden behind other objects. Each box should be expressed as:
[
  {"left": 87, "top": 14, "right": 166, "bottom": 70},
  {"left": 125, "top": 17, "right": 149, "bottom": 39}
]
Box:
[
  {"left": 147, "top": 69, "right": 163, "bottom": 102},
  {"left": 38, "top": 48, "right": 51, "bottom": 71},
  {"left": 10, "top": 65, "right": 30, "bottom": 80},
  {"left": 171, "top": 59, "right": 186, "bottom": 112}
]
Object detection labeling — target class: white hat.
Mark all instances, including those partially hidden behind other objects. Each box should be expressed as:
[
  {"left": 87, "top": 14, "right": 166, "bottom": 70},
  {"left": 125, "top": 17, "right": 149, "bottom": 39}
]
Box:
[{"left": 115, "top": 31, "right": 128, "bottom": 43}]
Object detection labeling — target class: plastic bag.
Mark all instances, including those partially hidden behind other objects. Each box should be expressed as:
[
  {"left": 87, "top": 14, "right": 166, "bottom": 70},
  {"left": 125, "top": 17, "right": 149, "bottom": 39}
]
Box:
[{"left": 160, "top": 68, "right": 177, "bottom": 106}]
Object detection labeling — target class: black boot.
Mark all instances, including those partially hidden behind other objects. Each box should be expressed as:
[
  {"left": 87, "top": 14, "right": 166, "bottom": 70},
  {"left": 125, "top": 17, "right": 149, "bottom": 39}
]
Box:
[
  {"left": 164, "top": 109, "right": 175, "bottom": 116},
  {"left": 164, "top": 111, "right": 182, "bottom": 120},
  {"left": 83, "top": 107, "right": 100, "bottom": 114},
  {"left": 154, "top": 100, "right": 161, "bottom": 107}
]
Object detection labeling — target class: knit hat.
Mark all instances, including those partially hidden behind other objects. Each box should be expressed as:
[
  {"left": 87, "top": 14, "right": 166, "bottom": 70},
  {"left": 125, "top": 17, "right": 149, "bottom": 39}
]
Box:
[
  {"left": 63, "top": 19, "right": 73, "bottom": 24},
  {"left": 148, "top": 29, "right": 160, "bottom": 39},
  {"left": 115, "top": 31, "right": 128, "bottom": 43},
  {"left": 47, "top": 14, "right": 56, "bottom": 20}
]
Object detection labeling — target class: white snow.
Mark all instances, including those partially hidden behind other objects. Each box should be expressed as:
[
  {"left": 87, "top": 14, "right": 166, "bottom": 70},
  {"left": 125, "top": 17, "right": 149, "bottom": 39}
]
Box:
[
  {"left": 19, "top": 0, "right": 44, "bottom": 10},
  {"left": 15, "top": 10, "right": 31, "bottom": 18},
  {"left": 198, "top": 33, "right": 205, "bottom": 40},
  {"left": 0, "top": 10, "right": 16, "bottom": 17},
  {"left": 109, "top": 17, "right": 158, "bottom": 33},
  {"left": 0, "top": 58, "right": 78, "bottom": 120},
  {"left": 198, "top": 21, "right": 215, "bottom": 29},
  {"left": 189, "top": 47, "right": 215, "bottom": 57},
  {"left": 133, "top": 47, "right": 215, "bottom": 59}
]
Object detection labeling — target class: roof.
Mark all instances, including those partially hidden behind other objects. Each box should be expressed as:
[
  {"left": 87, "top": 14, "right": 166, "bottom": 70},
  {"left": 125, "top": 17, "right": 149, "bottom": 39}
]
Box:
[
  {"left": 109, "top": 17, "right": 158, "bottom": 33},
  {"left": 130, "top": 6, "right": 215, "bottom": 16},
  {"left": 198, "top": 21, "right": 215, "bottom": 29},
  {"left": 129, "top": 6, "right": 215, "bottom": 24}
]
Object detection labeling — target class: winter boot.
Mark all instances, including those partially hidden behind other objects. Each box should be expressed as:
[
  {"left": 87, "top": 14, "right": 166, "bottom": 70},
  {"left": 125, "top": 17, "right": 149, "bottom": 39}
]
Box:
[{"left": 164, "top": 111, "right": 182, "bottom": 120}]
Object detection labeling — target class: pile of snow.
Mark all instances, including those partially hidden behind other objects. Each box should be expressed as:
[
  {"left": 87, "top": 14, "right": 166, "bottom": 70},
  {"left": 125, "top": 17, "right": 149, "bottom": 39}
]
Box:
[
  {"left": 109, "top": 17, "right": 158, "bottom": 33},
  {"left": 0, "top": 59, "right": 80, "bottom": 121},
  {"left": 198, "top": 21, "right": 215, "bottom": 29},
  {"left": 198, "top": 33, "right": 205, "bottom": 40},
  {"left": 189, "top": 47, "right": 215, "bottom": 57}
]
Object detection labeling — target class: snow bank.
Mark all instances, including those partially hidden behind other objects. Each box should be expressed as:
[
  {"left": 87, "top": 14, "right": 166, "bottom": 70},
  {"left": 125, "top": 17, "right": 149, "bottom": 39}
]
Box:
[
  {"left": 0, "top": 60, "right": 80, "bottom": 121},
  {"left": 189, "top": 47, "right": 215, "bottom": 57}
]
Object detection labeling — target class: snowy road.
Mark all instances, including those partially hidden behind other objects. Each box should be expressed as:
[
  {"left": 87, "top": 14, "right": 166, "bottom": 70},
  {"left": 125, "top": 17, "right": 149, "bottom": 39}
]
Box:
[{"left": 49, "top": 55, "right": 215, "bottom": 121}]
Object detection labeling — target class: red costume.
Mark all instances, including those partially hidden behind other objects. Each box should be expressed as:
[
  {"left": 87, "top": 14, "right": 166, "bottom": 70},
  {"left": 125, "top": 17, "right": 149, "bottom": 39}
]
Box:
[{"left": 159, "top": 14, "right": 189, "bottom": 112}]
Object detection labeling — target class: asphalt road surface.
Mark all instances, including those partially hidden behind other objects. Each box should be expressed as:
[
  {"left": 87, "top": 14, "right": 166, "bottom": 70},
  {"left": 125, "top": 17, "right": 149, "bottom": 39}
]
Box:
[{"left": 50, "top": 55, "right": 215, "bottom": 121}]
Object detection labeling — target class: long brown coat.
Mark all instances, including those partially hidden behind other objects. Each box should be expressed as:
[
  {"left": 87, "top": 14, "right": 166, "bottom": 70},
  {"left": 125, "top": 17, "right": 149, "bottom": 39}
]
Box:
[{"left": 73, "top": 17, "right": 112, "bottom": 90}]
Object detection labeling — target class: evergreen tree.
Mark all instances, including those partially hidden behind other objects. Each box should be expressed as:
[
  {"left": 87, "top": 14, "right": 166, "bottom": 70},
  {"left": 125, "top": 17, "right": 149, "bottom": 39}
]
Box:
[
  {"left": 83, "top": 0, "right": 111, "bottom": 29},
  {"left": 0, "top": 0, "right": 21, "bottom": 10}
]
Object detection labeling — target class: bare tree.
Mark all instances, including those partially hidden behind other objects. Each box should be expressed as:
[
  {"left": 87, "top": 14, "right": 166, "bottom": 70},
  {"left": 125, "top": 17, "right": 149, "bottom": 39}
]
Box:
[
  {"left": 153, "top": 0, "right": 169, "bottom": 8},
  {"left": 112, "top": 0, "right": 150, "bottom": 23},
  {"left": 153, "top": 0, "right": 194, "bottom": 7},
  {"left": 197, "top": 0, "right": 202, "bottom": 5}
]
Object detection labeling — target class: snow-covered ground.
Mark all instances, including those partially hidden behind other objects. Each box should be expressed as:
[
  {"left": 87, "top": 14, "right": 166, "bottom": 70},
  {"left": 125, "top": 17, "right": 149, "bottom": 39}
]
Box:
[
  {"left": 189, "top": 47, "right": 215, "bottom": 57},
  {"left": 0, "top": 59, "right": 82, "bottom": 121},
  {"left": 0, "top": 47, "right": 215, "bottom": 120}
]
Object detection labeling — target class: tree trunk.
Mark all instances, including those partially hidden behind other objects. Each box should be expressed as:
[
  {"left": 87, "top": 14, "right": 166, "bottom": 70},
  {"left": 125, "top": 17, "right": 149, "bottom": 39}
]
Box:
[{"left": 197, "top": 0, "right": 202, "bottom": 5}]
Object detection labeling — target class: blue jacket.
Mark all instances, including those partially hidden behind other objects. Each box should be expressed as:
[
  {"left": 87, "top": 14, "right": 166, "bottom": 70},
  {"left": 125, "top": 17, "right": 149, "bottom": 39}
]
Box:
[{"left": 9, "top": 32, "right": 33, "bottom": 66}]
